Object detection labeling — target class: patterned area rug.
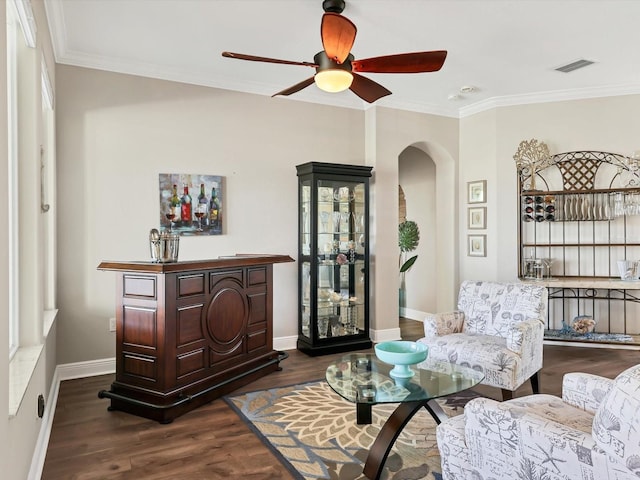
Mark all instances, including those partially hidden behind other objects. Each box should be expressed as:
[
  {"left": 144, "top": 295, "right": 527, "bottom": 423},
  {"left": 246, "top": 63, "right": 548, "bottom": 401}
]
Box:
[{"left": 224, "top": 380, "right": 479, "bottom": 480}]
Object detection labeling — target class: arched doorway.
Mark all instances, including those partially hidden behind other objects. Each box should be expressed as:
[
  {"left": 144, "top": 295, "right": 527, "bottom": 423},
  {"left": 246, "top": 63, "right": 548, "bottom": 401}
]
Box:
[
  {"left": 395, "top": 141, "right": 457, "bottom": 317},
  {"left": 399, "top": 147, "right": 437, "bottom": 317}
]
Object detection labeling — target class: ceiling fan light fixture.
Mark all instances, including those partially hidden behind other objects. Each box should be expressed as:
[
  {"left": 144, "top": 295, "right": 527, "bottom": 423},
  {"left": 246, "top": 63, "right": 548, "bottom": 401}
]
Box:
[{"left": 315, "top": 69, "right": 353, "bottom": 92}]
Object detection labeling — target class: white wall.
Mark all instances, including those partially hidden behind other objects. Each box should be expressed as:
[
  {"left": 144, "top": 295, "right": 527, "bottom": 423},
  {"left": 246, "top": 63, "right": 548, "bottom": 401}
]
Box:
[
  {"left": 458, "top": 96, "right": 640, "bottom": 285},
  {"left": 1, "top": 1, "right": 58, "bottom": 479},
  {"left": 55, "top": 65, "right": 367, "bottom": 363},
  {"left": 459, "top": 108, "right": 498, "bottom": 282},
  {"left": 0, "top": 4, "right": 10, "bottom": 476},
  {"left": 399, "top": 146, "right": 436, "bottom": 316},
  {"left": 373, "top": 107, "right": 460, "bottom": 322}
]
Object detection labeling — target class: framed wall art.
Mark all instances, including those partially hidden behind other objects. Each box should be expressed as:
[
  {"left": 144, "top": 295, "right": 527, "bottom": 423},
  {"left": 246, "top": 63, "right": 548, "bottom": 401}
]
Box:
[
  {"left": 468, "top": 234, "right": 487, "bottom": 257},
  {"left": 468, "top": 206, "right": 487, "bottom": 229},
  {"left": 467, "top": 180, "right": 487, "bottom": 204},
  {"left": 159, "top": 173, "right": 223, "bottom": 236}
]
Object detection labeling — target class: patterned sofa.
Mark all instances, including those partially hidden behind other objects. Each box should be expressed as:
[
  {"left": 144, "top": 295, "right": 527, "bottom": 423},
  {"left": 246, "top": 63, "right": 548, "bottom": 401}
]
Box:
[
  {"left": 437, "top": 364, "right": 640, "bottom": 479},
  {"left": 417, "top": 280, "right": 548, "bottom": 400}
]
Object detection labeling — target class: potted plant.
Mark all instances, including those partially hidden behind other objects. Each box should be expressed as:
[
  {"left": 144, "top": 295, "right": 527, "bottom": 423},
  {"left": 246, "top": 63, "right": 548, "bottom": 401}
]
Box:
[{"left": 398, "top": 220, "right": 420, "bottom": 310}]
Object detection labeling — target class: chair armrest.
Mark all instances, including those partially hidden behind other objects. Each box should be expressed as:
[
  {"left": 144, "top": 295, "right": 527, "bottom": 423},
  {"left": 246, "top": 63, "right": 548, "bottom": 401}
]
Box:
[
  {"left": 562, "top": 372, "right": 613, "bottom": 414},
  {"left": 423, "top": 311, "right": 464, "bottom": 338},
  {"left": 505, "top": 318, "right": 544, "bottom": 354},
  {"left": 464, "top": 397, "right": 609, "bottom": 477}
]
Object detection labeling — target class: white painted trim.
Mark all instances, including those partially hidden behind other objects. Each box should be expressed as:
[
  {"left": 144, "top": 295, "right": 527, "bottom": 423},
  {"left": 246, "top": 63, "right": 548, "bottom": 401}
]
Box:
[
  {"left": 370, "top": 327, "right": 402, "bottom": 344},
  {"left": 27, "top": 359, "right": 117, "bottom": 478},
  {"left": 56, "top": 358, "right": 116, "bottom": 381},
  {"left": 43, "top": 0, "right": 66, "bottom": 62},
  {"left": 28, "top": 367, "right": 61, "bottom": 480},
  {"left": 12, "top": 0, "right": 37, "bottom": 48},
  {"left": 400, "top": 307, "right": 428, "bottom": 322},
  {"left": 42, "top": 309, "right": 58, "bottom": 338},
  {"left": 9, "top": 345, "right": 44, "bottom": 417},
  {"left": 274, "top": 335, "right": 297, "bottom": 351},
  {"left": 41, "top": 60, "right": 54, "bottom": 110},
  {"left": 459, "top": 83, "right": 640, "bottom": 118}
]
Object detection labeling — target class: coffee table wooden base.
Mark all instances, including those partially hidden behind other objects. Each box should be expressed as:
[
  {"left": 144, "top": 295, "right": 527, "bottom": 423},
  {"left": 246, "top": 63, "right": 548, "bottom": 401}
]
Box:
[{"left": 362, "top": 399, "right": 445, "bottom": 480}]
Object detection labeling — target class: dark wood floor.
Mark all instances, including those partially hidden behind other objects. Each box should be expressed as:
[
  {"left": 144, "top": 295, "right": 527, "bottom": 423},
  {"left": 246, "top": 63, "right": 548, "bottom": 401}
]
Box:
[{"left": 41, "top": 319, "right": 640, "bottom": 479}]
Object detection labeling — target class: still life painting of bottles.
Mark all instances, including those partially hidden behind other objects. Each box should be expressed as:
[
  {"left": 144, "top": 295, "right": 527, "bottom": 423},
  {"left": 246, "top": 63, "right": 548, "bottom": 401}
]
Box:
[{"left": 159, "top": 173, "right": 223, "bottom": 235}]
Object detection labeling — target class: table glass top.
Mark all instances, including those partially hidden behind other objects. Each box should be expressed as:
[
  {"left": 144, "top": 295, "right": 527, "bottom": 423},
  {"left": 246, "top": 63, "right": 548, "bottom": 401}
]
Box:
[{"left": 325, "top": 353, "right": 484, "bottom": 404}]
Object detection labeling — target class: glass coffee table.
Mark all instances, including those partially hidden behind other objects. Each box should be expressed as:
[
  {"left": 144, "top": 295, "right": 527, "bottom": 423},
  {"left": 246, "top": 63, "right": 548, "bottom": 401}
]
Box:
[{"left": 326, "top": 353, "right": 484, "bottom": 480}]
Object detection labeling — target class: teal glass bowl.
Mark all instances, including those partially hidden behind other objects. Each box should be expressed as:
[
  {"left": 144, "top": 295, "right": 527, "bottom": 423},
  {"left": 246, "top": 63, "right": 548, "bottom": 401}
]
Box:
[{"left": 374, "top": 341, "right": 428, "bottom": 378}]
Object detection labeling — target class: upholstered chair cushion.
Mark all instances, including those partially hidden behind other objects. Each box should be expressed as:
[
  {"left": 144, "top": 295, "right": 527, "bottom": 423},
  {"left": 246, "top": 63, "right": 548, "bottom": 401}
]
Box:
[
  {"left": 592, "top": 364, "right": 640, "bottom": 470},
  {"left": 563, "top": 371, "right": 614, "bottom": 414},
  {"left": 419, "top": 280, "right": 548, "bottom": 395},
  {"left": 423, "top": 311, "right": 464, "bottom": 338},
  {"left": 437, "top": 367, "right": 640, "bottom": 480},
  {"left": 457, "top": 280, "right": 547, "bottom": 336}
]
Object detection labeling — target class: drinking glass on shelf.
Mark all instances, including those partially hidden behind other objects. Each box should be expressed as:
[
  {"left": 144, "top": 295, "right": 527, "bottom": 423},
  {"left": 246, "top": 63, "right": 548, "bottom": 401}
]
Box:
[
  {"left": 613, "top": 192, "right": 625, "bottom": 217},
  {"left": 340, "top": 211, "right": 350, "bottom": 232},
  {"left": 320, "top": 211, "right": 330, "bottom": 232},
  {"left": 353, "top": 212, "right": 364, "bottom": 232},
  {"left": 194, "top": 203, "right": 207, "bottom": 231},
  {"left": 332, "top": 211, "right": 341, "bottom": 232}
]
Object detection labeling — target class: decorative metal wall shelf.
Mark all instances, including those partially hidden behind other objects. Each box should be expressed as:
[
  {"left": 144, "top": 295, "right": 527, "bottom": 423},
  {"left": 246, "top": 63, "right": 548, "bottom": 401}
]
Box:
[{"left": 516, "top": 147, "right": 640, "bottom": 346}]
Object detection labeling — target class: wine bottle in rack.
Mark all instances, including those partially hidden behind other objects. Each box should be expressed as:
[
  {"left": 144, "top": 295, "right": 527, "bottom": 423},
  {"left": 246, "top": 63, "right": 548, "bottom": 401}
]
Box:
[
  {"left": 197, "top": 183, "right": 208, "bottom": 227},
  {"left": 180, "top": 184, "right": 192, "bottom": 226},
  {"left": 209, "top": 187, "right": 221, "bottom": 229},
  {"left": 166, "top": 184, "right": 180, "bottom": 230}
]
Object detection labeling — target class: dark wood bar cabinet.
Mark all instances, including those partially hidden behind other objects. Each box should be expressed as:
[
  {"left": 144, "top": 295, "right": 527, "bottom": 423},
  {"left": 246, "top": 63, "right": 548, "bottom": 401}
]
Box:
[{"left": 97, "top": 254, "right": 294, "bottom": 423}]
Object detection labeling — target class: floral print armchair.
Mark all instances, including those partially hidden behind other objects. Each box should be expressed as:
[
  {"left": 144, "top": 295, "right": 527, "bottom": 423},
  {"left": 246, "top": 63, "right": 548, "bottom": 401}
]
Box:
[
  {"left": 437, "top": 364, "right": 640, "bottom": 479},
  {"left": 417, "top": 281, "right": 548, "bottom": 400}
]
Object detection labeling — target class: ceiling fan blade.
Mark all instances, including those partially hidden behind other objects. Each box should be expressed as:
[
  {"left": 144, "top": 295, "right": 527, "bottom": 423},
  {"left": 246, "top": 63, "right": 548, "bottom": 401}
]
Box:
[
  {"left": 321, "top": 13, "right": 357, "bottom": 64},
  {"left": 349, "top": 73, "right": 391, "bottom": 103},
  {"left": 222, "top": 51, "right": 317, "bottom": 68},
  {"left": 272, "top": 77, "right": 316, "bottom": 97},
  {"left": 352, "top": 51, "right": 447, "bottom": 73}
]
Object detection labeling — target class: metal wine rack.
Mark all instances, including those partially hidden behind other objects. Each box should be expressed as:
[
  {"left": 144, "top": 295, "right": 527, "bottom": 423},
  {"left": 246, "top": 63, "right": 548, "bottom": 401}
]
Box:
[{"left": 518, "top": 150, "right": 640, "bottom": 345}]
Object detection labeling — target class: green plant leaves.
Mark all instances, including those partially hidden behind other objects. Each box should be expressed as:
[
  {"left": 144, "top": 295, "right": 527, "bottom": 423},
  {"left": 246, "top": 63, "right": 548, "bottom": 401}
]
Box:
[
  {"left": 400, "top": 255, "right": 418, "bottom": 273},
  {"left": 399, "top": 220, "right": 420, "bottom": 274},
  {"left": 398, "top": 220, "right": 420, "bottom": 252}
]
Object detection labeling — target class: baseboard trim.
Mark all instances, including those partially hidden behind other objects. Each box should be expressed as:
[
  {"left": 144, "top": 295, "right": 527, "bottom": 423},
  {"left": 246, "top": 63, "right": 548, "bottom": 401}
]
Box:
[
  {"left": 400, "top": 307, "right": 428, "bottom": 321},
  {"left": 28, "top": 368, "right": 60, "bottom": 480},
  {"left": 57, "top": 357, "right": 116, "bottom": 381},
  {"left": 274, "top": 335, "right": 297, "bottom": 352},
  {"left": 370, "top": 327, "right": 402, "bottom": 343},
  {"left": 28, "top": 359, "right": 116, "bottom": 479}
]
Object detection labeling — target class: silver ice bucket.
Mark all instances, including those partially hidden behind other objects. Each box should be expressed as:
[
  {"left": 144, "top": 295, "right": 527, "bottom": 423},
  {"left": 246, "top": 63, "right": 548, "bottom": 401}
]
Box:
[{"left": 150, "top": 231, "right": 180, "bottom": 263}]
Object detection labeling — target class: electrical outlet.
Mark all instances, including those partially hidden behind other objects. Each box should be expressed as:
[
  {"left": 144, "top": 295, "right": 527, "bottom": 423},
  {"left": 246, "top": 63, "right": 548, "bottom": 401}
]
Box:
[{"left": 109, "top": 317, "right": 116, "bottom": 332}]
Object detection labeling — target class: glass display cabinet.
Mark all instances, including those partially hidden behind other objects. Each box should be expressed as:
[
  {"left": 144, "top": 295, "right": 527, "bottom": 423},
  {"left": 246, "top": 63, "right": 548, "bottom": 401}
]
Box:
[{"left": 296, "top": 162, "right": 373, "bottom": 355}]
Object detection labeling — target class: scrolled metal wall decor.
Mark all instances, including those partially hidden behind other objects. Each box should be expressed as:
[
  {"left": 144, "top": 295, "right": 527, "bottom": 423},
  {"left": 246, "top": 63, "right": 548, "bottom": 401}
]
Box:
[{"left": 513, "top": 139, "right": 552, "bottom": 191}]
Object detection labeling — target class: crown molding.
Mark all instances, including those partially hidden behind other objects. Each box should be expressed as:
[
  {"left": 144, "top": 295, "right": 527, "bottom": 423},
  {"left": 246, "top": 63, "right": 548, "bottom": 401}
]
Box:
[
  {"left": 459, "top": 83, "right": 640, "bottom": 118},
  {"left": 12, "top": 0, "right": 37, "bottom": 47},
  {"left": 43, "top": 0, "right": 65, "bottom": 61},
  {"left": 50, "top": 44, "right": 640, "bottom": 119},
  {"left": 44, "top": 0, "right": 640, "bottom": 120}
]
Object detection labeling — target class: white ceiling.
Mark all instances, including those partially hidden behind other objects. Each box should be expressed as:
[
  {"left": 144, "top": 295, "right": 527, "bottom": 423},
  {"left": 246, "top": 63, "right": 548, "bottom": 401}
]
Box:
[{"left": 44, "top": 0, "right": 640, "bottom": 117}]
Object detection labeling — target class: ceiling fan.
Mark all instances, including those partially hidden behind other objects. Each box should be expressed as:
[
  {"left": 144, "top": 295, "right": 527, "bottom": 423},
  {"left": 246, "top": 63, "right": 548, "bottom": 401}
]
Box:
[{"left": 221, "top": 0, "right": 447, "bottom": 103}]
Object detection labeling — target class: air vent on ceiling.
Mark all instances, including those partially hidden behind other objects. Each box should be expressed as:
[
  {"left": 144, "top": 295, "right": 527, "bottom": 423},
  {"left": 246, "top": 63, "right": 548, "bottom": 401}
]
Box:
[{"left": 555, "top": 59, "right": 595, "bottom": 73}]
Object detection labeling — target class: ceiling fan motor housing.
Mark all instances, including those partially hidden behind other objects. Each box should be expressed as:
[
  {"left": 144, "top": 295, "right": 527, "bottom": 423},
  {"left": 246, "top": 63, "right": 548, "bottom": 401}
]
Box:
[
  {"left": 314, "top": 51, "right": 353, "bottom": 73},
  {"left": 322, "top": 0, "right": 345, "bottom": 14}
]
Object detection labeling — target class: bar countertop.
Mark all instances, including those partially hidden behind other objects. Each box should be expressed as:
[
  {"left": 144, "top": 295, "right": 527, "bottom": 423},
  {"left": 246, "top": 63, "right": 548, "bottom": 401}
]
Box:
[{"left": 98, "top": 254, "right": 294, "bottom": 273}]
